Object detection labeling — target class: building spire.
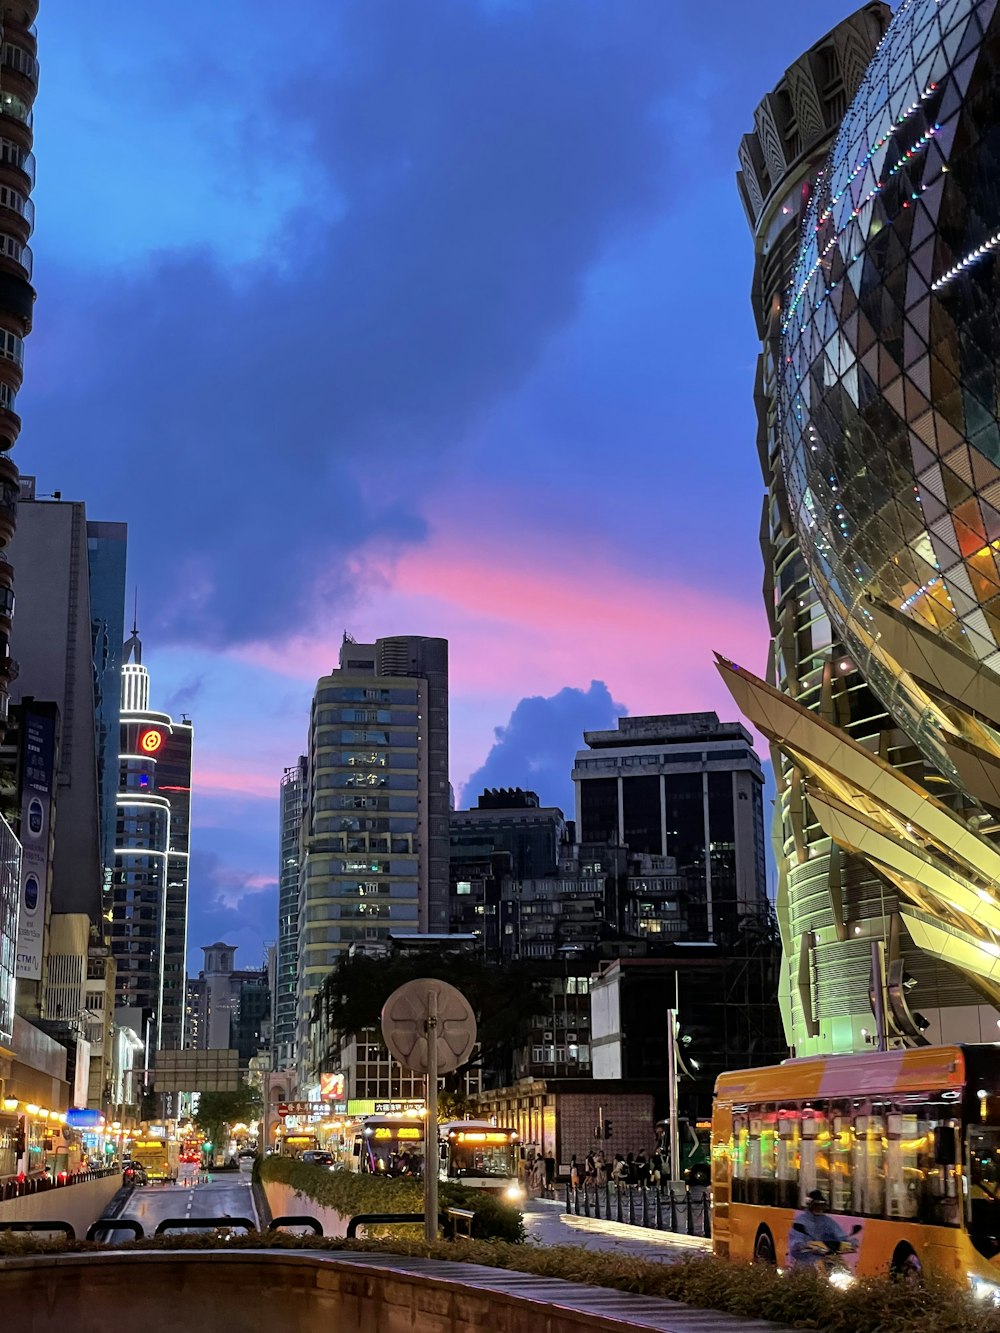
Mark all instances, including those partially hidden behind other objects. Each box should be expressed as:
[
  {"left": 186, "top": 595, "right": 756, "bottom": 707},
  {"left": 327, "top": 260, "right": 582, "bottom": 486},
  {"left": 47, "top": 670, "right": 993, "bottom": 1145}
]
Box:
[{"left": 124, "top": 587, "right": 142, "bottom": 664}]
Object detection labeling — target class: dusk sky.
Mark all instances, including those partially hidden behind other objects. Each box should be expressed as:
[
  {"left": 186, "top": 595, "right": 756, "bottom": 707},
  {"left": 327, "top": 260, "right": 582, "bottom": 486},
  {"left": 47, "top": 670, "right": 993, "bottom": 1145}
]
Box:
[{"left": 26, "top": 1, "right": 861, "bottom": 971}]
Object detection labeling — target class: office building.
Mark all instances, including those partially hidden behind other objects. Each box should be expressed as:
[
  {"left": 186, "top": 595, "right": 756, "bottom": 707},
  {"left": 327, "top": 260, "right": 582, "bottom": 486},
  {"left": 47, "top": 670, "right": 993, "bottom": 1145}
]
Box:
[
  {"left": 296, "top": 634, "right": 448, "bottom": 1079},
  {"left": 572, "top": 713, "right": 766, "bottom": 942},
  {"left": 186, "top": 943, "right": 267, "bottom": 1060},
  {"left": 87, "top": 522, "right": 128, "bottom": 901},
  {"left": 111, "top": 626, "right": 193, "bottom": 1059},
  {"left": 0, "top": 0, "right": 38, "bottom": 729},
  {"left": 724, "top": 0, "right": 1000, "bottom": 1051},
  {"left": 450, "top": 788, "right": 565, "bottom": 878},
  {"left": 274, "top": 759, "right": 304, "bottom": 1072}
]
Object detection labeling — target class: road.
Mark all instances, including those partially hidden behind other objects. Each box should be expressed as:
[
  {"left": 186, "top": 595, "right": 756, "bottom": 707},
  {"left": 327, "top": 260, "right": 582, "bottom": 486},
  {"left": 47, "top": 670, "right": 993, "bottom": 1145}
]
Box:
[{"left": 98, "top": 1164, "right": 258, "bottom": 1242}]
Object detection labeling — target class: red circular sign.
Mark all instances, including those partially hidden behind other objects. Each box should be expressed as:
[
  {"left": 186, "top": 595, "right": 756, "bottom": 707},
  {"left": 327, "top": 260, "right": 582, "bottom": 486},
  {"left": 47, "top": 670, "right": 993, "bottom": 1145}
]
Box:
[{"left": 139, "top": 729, "right": 164, "bottom": 754}]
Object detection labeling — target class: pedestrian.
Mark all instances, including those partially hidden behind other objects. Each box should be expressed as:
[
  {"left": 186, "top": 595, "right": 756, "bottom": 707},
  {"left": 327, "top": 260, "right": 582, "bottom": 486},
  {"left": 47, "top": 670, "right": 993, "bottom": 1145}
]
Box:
[
  {"left": 625, "top": 1152, "right": 636, "bottom": 1184},
  {"left": 636, "top": 1152, "right": 650, "bottom": 1186},
  {"left": 544, "top": 1153, "right": 556, "bottom": 1197},
  {"left": 585, "top": 1152, "right": 597, "bottom": 1186},
  {"left": 611, "top": 1154, "right": 625, "bottom": 1183},
  {"left": 570, "top": 1155, "right": 580, "bottom": 1190},
  {"left": 651, "top": 1150, "right": 663, "bottom": 1187},
  {"left": 532, "top": 1156, "right": 545, "bottom": 1196}
]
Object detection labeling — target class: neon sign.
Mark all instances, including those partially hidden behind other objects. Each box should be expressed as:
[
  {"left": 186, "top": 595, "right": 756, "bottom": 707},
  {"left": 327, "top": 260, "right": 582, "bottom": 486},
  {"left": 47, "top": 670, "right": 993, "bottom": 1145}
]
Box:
[{"left": 139, "top": 729, "right": 164, "bottom": 754}]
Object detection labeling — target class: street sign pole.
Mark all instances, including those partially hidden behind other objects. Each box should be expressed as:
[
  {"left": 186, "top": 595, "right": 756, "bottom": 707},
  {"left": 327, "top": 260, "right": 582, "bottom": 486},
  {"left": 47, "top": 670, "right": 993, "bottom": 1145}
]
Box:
[{"left": 424, "top": 988, "right": 438, "bottom": 1242}]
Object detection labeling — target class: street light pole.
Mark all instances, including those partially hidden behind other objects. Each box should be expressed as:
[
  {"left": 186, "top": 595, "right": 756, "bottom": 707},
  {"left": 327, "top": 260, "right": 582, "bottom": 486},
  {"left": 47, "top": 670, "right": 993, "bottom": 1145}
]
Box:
[{"left": 424, "top": 990, "right": 438, "bottom": 1243}]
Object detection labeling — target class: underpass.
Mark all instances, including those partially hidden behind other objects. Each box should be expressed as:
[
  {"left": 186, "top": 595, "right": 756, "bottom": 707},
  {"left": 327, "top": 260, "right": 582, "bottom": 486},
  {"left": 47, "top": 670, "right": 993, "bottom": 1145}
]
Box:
[{"left": 99, "top": 1163, "right": 258, "bottom": 1241}]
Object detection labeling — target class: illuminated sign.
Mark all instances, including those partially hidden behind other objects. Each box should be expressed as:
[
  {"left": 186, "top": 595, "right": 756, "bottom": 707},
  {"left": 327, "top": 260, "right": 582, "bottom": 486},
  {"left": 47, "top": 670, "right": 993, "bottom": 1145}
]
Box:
[
  {"left": 455, "top": 1131, "right": 509, "bottom": 1145},
  {"left": 373, "top": 1100, "right": 424, "bottom": 1115},
  {"left": 66, "top": 1108, "right": 104, "bottom": 1130},
  {"left": 320, "top": 1072, "right": 345, "bottom": 1101},
  {"left": 277, "top": 1101, "right": 329, "bottom": 1116},
  {"left": 139, "top": 729, "right": 164, "bottom": 754},
  {"left": 397, "top": 1128, "right": 422, "bottom": 1141}
]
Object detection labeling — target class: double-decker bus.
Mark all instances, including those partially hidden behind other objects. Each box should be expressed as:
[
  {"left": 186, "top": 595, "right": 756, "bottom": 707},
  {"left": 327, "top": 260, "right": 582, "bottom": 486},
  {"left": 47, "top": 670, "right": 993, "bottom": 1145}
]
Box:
[
  {"left": 712, "top": 1044, "right": 1000, "bottom": 1292},
  {"left": 343, "top": 1115, "right": 425, "bottom": 1176},
  {"left": 438, "top": 1121, "right": 523, "bottom": 1201}
]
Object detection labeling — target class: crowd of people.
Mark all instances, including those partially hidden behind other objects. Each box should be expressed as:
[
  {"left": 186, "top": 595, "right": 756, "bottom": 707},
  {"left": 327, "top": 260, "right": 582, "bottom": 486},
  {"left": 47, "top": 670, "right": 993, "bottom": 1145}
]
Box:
[{"left": 520, "top": 1146, "right": 667, "bottom": 1196}]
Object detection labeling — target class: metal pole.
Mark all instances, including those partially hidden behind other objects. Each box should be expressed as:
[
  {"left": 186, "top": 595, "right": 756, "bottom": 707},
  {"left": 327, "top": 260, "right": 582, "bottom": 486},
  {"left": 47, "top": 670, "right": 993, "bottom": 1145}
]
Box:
[
  {"left": 871, "top": 942, "right": 888, "bottom": 1052},
  {"left": 666, "top": 1007, "right": 679, "bottom": 1186},
  {"left": 424, "top": 990, "right": 439, "bottom": 1242}
]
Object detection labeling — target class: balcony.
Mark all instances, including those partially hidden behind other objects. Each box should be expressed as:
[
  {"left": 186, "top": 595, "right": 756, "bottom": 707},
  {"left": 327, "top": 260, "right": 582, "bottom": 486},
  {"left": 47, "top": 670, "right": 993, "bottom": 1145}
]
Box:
[
  {"left": 1, "top": 43, "right": 37, "bottom": 90},
  {"left": 0, "top": 92, "right": 31, "bottom": 130}
]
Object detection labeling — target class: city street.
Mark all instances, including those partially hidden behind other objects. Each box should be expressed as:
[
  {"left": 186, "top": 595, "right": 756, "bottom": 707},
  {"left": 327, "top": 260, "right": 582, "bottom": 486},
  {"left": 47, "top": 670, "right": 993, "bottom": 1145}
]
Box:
[{"left": 101, "top": 1165, "right": 258, "bottom": 1242}]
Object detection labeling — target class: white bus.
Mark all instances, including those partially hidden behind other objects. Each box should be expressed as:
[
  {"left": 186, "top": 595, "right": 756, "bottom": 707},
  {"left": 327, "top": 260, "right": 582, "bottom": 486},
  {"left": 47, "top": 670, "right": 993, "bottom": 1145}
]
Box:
[
  {"left": 438, "top": 1120, "right": 524, "bottom": 1201},
  {"left": 342, "top": 1115, "right": 426, "bottom": 1176}
]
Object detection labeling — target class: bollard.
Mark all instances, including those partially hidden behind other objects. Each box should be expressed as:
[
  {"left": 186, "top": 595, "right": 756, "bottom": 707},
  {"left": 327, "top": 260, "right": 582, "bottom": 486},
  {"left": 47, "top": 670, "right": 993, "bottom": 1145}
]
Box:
[
  {"left": 605, "top": 1183, "right": 611, "bottom": 1220},
  {"left": 628, "top": 1185, "right": 636, "bottom": 1225},
  {"left": 583, "top": 1187, "right": 590, "bottom": 1218},
  {"left": 616, "top": 1183, "right": 623, "bottom": 1223},
  {"left": 655, "top": 1188, "right": 663, "bottom": 1230},
  {"left": 685, "top": 1190, "right": 694, "bottom": 1234},
  {"left": 565, "top": 1183, "right": 571, "bottom": 1215},
  {"left": 668, "top": 1187, "right": 679, "bottom": 1231},
  {"left": 641, "top": 1185, "right": 649, "bottom": 1227},
  {"left": 703, "top": 1195, "right": 712, "bottom": 1238}
]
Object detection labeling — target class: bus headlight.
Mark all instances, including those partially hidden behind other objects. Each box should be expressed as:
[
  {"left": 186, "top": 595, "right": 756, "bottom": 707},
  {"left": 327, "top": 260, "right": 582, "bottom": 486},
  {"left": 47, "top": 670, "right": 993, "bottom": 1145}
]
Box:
[
  {"left": 504, "top": 1183, "right": 526, "bottom": 1202},
  {"left": 827, "top": 1269, "right": 855, "bottom": 1292},
  {"left": 970, "top": 1276, "right": 1000, "bottom": 1305}
]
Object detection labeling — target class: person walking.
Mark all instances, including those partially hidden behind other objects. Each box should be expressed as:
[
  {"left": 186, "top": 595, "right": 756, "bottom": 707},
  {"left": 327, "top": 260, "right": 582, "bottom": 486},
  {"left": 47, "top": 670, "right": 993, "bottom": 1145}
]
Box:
[
  {"left": 625, "top": 1152, "right": 637, "bottom": 1185},
  {"left": 570, "top": 1155, "right": 581, "bottom": 1190},
  {"left": 544, "top": 1153, "right": 556, "bottom": 1197}
]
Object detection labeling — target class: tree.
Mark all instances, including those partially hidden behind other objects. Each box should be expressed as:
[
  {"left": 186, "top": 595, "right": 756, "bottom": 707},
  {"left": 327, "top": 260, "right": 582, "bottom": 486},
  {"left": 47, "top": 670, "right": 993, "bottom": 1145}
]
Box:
[
  {"left": 193, "top": 1081, "right": 261, "bottom": 1153},
  {"left": 318, "top": 949, "right": 549, "bottom": 1087}
]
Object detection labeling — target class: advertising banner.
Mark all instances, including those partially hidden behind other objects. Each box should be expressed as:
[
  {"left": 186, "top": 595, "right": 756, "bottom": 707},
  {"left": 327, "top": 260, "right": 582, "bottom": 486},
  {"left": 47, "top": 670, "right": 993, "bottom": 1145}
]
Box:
[{"left": 15, "top": 705, "right": 55, "bottom": 980}]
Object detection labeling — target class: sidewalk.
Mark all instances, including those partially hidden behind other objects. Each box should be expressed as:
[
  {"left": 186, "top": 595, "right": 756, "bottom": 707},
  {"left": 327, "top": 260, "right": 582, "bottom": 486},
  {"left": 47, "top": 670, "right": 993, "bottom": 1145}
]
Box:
[{"left": 523, "top": 1198, "right": 711, "bottom": 1264}]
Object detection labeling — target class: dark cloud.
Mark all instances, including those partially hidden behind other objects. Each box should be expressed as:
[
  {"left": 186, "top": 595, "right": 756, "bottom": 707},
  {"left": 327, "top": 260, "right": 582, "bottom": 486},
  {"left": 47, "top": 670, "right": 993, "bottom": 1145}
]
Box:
[
  {"left": 462, "top": 680, "right": 625, "bottom": 814},
  {"left": 164, "top": 674, "right": 206, "bottom": 716},
  {"left": 25, "top": 0, "right": 674, "bottom": 646}
]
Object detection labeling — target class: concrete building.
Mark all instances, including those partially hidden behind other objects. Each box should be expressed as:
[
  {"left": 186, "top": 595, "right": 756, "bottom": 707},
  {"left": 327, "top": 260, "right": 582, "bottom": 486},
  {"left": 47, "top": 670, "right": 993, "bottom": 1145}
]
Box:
[
  {"left": 296, "top": 634, "right": 448, "bottom": 1079},
  {"left": 274, "top": 759, "right": 304, "bottom": 1072},
  {"left": 450, "top": 789, "right": 565, "bottom": 879},
  {"left": 186, "top": 943, "right": 268, "bottom": 1064},
  {"left": 111, "top": 627, "right": 193, "bottom": 1060},
  {"left": 573, "top": 713, "right": 767, "bottom": 943}
]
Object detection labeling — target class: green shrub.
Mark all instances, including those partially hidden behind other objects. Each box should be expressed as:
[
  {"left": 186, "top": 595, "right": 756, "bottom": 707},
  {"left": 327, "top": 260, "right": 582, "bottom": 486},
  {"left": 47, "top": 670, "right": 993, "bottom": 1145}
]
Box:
[{"left": 258, "top": 1157, "right": 524, "bottom": 1242}]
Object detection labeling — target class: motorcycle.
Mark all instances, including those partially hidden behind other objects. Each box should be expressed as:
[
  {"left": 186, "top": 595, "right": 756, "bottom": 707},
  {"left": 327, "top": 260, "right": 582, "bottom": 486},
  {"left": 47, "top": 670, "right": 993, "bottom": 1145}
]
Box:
[{"left": 791, "top": 1220, "right": 863, "bottom": 1288}]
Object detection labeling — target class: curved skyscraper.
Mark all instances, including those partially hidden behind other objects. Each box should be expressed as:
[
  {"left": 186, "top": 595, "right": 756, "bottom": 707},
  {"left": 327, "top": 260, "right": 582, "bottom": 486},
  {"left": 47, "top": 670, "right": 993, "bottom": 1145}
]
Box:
[{"left": 728, "top": 0, "right": 1000, "bottom": 1051}]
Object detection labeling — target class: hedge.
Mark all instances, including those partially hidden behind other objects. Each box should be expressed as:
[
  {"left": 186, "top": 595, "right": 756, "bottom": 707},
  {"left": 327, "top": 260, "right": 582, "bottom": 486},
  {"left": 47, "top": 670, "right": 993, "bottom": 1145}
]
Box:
[
  {"left": 258, "top": 1155, "right": 525, "bottom": 1243},
  {"left": 1, "top": 1232, "right": 998, "bottom": 1332}
]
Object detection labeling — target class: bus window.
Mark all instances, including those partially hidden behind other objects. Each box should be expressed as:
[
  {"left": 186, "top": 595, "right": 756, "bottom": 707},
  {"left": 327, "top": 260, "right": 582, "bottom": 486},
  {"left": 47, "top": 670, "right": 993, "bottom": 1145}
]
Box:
[
  {"left": 852, "top": 1110, "right": 885, "bottom": 1217},
  {"left": 748, "top": 1109, "right": 777, "bottom": 1207},
  {"left": 733, "top": 1114, "right": 749, "bottom": 1201},
  {"left": 829, "top": 1105, "right": 853, "bottom": 1212},
  {"left": 885, "top": 1111, "right": 920, "bottom": 1220},
  {"left": 776, "top": 1110, "right": 800, "bottom": 1210},
  {"left": 799, "top": 1106, "right": 829, "bottom": 1204}
]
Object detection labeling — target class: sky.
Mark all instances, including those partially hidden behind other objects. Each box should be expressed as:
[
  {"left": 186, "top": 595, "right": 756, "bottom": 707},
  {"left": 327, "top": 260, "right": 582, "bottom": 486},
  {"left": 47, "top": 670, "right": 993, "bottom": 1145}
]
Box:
[{"left": 24, "top": 0, "right": 867, "bottom": 972}]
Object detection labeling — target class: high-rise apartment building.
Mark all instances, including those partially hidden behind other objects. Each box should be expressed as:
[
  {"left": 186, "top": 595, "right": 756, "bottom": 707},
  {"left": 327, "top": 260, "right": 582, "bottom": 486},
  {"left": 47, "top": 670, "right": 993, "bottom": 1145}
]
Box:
[
  {"left": 296, "top": 634, "right": 448, "bottom": 1082},
  {"left": 572, "top": 713, "right": 766, "bottom": 942},
  {"left": 111, "top": 627, "right": 193, "bottom": 1061},
  {"left": 273, "top": 759, "right": 303, "bottom": 1071},
  {"left": 732, "top": 2, "right": 997, "bottom": 1054},
  {"left": 0, "top": 1, "right": 38, "bottom": 728}
]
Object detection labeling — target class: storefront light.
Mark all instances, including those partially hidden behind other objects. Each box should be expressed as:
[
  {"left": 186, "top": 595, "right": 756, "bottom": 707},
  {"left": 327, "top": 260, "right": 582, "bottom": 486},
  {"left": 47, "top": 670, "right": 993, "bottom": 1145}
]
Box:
[
  {"left": 2, "top": 1096, "right": 17, "bottom": 1112},
  {"left": 25, "top": 1104, "right": 39, "bottom": 1116}
]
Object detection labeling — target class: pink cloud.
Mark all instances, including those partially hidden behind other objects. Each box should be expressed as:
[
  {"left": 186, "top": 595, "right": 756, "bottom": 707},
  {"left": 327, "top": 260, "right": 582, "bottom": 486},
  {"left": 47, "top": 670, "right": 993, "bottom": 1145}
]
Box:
[{"left": 193, "top": 766, "right": 277, "bottom": 800}]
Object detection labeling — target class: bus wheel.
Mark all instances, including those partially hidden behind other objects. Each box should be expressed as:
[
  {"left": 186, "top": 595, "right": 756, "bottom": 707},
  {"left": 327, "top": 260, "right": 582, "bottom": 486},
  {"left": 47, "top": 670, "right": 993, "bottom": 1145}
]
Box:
[
  {"left": 754, "top": 1228, "right": 776, "bottom": 1265},
  {"left": 891, "top": 1245, "right": 922, "bottom": 1284}
]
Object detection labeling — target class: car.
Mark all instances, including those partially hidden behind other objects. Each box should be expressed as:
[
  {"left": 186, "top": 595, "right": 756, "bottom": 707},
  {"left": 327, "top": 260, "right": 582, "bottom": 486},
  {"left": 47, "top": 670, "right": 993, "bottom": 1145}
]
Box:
[
  {"left": 237, "top": 1149, "right": 256, "bottom": 1160},
  {"left": 301, "top": 1151, "right": 336, "bottom": 1168},
  {"left": 123, "top": 1162, "right": 148, "bottom": 1186}
]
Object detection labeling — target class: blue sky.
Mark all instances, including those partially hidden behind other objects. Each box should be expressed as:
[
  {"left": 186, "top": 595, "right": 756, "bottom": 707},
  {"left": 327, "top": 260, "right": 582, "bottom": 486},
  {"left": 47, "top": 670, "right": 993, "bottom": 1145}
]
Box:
[{"left": 25, "top": 1, "right": 866, "bottom": 968}]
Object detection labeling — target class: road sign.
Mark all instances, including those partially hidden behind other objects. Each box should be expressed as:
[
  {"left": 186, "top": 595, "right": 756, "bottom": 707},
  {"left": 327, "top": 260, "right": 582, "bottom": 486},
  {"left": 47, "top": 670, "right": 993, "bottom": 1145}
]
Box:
[
  {"left": 276, "top": 1101, "right": 331, "bottom": 1117},
  {"left": 380, "top": 978, "right": 476, "bottom": 1075},
  {"left": 381, "top": 978, "right": 476, "bottom": 1242}
]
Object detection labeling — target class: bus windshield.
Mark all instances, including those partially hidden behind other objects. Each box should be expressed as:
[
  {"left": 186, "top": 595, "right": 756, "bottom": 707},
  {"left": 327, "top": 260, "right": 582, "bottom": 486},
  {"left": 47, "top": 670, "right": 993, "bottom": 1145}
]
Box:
[{"left": 448, "top": 1140, "right": 514, "bottom": 1179}]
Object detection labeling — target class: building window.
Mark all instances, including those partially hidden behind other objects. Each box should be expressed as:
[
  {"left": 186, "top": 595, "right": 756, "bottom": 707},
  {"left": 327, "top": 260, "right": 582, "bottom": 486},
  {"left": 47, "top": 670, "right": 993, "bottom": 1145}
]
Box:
[
  {"left": 456, "top": 881, "right": 471, "bottom": 895},
  {"left": 0, "top": 329, "right": 22, "bottom": 365}
]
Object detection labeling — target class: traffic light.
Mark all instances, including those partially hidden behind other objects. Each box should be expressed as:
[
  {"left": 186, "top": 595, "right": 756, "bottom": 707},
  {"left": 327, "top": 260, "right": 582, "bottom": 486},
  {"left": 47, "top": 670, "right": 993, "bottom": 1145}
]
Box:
[
  {"left": 604, "top": 1120, "right": 613, "bottom": 1140},
  {"left": 203, "top": 1142, "right": 213, "bottom": 1152}
]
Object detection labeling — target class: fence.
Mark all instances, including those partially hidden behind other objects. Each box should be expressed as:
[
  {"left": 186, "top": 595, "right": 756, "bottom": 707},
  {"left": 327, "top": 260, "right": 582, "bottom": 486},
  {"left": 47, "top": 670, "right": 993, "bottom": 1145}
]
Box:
[
  {"left": 0, "top": 1167, "right": 119, "bottom": 1204},
  {"left": 565, "top": 1183, "right": 711, "bottom": 1238}
]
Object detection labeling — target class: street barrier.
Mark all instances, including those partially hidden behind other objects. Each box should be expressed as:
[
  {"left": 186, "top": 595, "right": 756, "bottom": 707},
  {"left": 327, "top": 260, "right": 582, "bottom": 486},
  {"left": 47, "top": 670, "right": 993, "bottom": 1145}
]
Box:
[{"left": 565, "top": 1183, "right": 711, "bottom": 1238}]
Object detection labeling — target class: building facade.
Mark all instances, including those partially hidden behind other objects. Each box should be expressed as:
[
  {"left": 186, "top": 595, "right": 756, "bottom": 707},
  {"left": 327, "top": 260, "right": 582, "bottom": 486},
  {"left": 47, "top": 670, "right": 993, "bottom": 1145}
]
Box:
[
  {"left": 0, "top": 0, "right": 38, "bottom": 728},
  {"left": 725, "top": 0, "right": 1000, "bottom": 1050},
  {"left": 274, "top": 759, "right": 303, "bottom": 1072},
  {"left": 296, "top": 634, "right": 448, "bottom": 1079},
  {"left": 111, "top": 629, "right": 193, "bottom": 1059},
  {"left": 573, "top": 713, "right": 767, "bottom": 942}
]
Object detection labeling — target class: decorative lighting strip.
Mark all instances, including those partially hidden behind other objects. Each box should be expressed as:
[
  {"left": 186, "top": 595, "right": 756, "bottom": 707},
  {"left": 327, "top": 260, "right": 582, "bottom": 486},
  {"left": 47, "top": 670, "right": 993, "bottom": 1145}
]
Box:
[{"left": 931, "top": 227, "right": 1000, "bottom": 291}]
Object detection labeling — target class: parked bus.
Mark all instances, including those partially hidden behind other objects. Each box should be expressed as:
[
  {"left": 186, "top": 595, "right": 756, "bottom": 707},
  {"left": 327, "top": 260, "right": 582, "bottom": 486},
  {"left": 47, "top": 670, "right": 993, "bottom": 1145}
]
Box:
[
  {"left": 655, "top": 1117, "right": 712, "bottom": 1185},
  {"left": 342, "top": 1115, "right": 425, "bottom": 1176},
  {"left": 278, "top": 1131, "right": 320, "bottom": 1158},
  {"left": 439, "top": 1121, "right": 523, "bottom": 1201},
  {"left": 712, "top": 1044, "right": 1000, "bottom": 1291}
]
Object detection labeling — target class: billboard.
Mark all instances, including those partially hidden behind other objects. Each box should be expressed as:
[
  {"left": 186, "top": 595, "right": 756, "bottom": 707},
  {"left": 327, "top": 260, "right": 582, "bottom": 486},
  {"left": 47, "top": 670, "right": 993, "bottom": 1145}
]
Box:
[
  {"left": 152, "top": 1047, "right": 240, "bottom": 1093},
  {"left": 319, "top": 1072, "right": 345, "bottom": 1102},
  {"left": 15, "top": 704, "right": 56, "bottom": 980}
]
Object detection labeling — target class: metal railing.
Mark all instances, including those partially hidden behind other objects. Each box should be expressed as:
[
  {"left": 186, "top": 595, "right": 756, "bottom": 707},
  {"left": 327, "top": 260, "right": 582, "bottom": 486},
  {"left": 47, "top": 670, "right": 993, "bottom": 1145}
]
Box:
[
  {"left": 0, "top": 1166, "right": 118, "bottom": 1203},
  {"left": 565, "top": 1183, "right": 711, "bottom": 1239}
]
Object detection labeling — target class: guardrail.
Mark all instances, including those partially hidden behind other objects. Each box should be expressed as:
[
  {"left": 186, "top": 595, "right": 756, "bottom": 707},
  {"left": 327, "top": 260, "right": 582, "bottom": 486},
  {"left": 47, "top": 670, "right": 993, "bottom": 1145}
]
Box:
[
  {"left": 85, "top": 1219, "right": 144, "bottom": 1242},
  {"left": 268, "top": 1215, "right": 323, "bottom": 1235},
  {"left": 0, "top": 1167, "right": 118, "bottom": 1203},
  {"left": 565, "top": 1183, "right": 711, "bottom": 1238},
  {"left": 153, "top": 1217, "right": 256, "bottom": 1236},
  {"left": 0, "top": 1219, "right": 76, "bottom": 1238}
]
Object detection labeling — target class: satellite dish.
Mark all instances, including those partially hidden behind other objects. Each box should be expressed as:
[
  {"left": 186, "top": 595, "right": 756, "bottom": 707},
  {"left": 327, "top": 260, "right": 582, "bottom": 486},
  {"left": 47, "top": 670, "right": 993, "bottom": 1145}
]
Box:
[{"left": 381, "top": 978, "right": 477, "bottom": 1075}]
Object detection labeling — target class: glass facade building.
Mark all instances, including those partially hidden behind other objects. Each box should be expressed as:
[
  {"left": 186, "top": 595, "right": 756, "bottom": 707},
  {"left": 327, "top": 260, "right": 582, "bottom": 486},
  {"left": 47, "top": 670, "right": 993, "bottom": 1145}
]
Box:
[
  {"left": 0, "top": 812, "right": 20, "bottom": 1047},
  {"left": 274, "top": 758, "right": 303, "bottom": 1070},
  {"left": 726, "top": 0, "right": 1000, "bottom": 1048}
]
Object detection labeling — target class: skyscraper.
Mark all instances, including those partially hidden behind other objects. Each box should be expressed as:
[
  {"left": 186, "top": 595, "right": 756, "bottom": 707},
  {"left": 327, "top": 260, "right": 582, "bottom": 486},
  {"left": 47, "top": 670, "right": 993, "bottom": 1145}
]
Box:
[
  {"left": 0, "top": 1, "right": 38, "bottom": 728},
  {"left": 111, "top": 627, "right": 193, "bottom": 1061},
  {"left": 725, "top": 0, "right": 1000, "bottom": 1050},
  {"left": 572, "top": 713, "right": 767, "bottom": 942},
  {"left": 296, "top": 634, "right": 448, "bottom": 1083},
  {"left": 274, "top": 758, "right": 304, "bottom": 1071}
]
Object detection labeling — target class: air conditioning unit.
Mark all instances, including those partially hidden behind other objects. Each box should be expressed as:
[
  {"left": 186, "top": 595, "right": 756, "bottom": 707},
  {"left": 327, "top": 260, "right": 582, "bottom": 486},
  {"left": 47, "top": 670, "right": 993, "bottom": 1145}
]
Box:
[
  {"left": 543, "top": 1030, "right": 553, "bottom": 1042},
  {"left": 566, "top": 1032, "right": 577, "bottom": 1042}
]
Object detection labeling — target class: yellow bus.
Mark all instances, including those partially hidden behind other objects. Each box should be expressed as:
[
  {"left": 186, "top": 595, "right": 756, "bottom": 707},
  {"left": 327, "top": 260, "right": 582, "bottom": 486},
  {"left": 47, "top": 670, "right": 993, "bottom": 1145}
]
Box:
[{"left": 712, "top": 1044, "right": 1000, "bottom": 1294}]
